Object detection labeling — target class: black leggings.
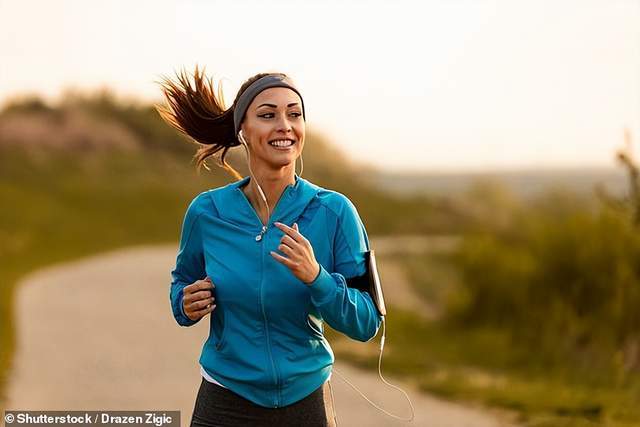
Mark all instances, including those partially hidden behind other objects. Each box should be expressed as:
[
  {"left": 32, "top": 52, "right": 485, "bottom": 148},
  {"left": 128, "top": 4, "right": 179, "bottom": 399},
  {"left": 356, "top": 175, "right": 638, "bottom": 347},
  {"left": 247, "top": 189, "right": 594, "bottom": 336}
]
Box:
[{"left": 189, "top": 378, "right": 338, "bottom": 427}]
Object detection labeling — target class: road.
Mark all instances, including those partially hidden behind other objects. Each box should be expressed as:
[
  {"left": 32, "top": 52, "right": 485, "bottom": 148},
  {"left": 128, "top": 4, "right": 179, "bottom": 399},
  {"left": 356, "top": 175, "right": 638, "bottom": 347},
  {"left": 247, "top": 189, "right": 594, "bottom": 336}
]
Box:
[{"left": 4, "top": 244, "right": 518, "bottom": 426}]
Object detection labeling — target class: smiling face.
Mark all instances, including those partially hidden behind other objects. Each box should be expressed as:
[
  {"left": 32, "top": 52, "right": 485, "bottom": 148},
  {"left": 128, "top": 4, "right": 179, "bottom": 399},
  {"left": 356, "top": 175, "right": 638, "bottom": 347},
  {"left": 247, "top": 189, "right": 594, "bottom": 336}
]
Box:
[{"left": 240, "top": 87, "right": 305, "bottom": 172}]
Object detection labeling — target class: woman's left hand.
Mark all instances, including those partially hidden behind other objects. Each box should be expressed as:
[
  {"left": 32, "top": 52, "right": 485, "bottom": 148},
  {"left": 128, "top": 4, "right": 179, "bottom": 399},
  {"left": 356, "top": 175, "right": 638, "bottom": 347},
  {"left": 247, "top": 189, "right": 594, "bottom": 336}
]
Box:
[{"left": 271, "top": 222, "right": 320, "bottom": 286}]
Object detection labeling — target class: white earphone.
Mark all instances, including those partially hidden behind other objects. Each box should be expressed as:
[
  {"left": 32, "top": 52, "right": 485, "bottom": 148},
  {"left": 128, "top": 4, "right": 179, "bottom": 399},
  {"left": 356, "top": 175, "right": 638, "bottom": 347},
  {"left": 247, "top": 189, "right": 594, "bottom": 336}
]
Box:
[{"left": 238, "top": 130, "right": 270, "bottom": 219}]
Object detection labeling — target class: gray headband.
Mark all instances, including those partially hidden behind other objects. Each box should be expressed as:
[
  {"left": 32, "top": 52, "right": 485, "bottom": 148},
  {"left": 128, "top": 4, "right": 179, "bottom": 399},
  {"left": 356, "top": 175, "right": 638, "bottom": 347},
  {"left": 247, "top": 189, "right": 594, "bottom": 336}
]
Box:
[{"left": 233, "top": 74, "right": 306, "bottom": 135}]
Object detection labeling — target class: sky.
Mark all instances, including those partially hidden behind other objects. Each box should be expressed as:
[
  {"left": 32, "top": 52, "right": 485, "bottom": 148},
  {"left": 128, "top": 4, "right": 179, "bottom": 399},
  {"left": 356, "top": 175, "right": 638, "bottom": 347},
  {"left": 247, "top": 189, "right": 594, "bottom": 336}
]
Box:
[{"left": 1, "top": 0, "right": 639, "bottom": 173}]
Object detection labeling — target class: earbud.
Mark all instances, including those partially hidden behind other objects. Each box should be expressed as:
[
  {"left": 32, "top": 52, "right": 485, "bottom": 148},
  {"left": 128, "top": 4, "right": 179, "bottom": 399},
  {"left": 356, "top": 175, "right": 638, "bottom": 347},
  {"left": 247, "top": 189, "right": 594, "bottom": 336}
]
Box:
[{"left": 238, "top": 130, "right": 248, "bottom": 147}]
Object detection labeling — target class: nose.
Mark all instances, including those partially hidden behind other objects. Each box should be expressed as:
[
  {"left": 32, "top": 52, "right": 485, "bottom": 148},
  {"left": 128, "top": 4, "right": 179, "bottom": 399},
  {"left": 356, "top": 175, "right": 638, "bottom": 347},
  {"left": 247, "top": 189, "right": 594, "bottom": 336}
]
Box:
[{"left": 275, "top": 113, "right": 293, "bottom": 133}]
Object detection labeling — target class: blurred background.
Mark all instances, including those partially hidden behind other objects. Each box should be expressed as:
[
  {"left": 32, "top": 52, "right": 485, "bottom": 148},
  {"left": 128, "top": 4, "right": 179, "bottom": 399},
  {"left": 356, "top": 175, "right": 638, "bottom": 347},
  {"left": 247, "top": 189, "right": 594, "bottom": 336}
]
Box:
[{"left": 1, "top": 0, "right": 639, "bottom": 426}]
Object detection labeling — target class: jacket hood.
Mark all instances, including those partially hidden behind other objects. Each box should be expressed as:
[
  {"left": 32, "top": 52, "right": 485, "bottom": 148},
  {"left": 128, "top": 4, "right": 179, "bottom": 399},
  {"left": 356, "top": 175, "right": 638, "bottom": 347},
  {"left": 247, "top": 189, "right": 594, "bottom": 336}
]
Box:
[{"left": 209, "top": 174, "right": 322, "bottom": 228}]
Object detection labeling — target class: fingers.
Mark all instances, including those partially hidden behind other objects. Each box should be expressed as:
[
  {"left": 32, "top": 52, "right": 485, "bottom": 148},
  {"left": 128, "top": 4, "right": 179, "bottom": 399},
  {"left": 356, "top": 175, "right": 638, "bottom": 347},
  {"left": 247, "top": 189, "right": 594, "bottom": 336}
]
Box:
[
  {"left": 275, "top": 222, "right": 306, "bottom": 245},
  {"left": 270, "top": 250, "right": 298, "bottom": 268},
  {"left": 183, "top": 278, "right": 216, "bottom": 320},
  {"left": 184, "top": 293, "right": 214, "bottom": 311},
  {"left": 187, "top": 303, "right": 216, "bottom": 321},
  {"left": 274, "top": 239, "right": 299, "bottom": 264},
  {"left": 184, "top": 288, "right": 214, "bottom": 304},
  {"left": 184, "top": 278, "right": 215, "bottom": 302},
  {"left": 184, "top": 278, "right": 215, "bottom": 295},
  {"left": 190, "top": 297, "right": 215, "bottom": 310},
  {"left": 271, "top": 222, "right": 313, "bottom": 268},
  {"left": 189, "top": 289, "right": 213, "bottom": 301},
  {"left": 277, "top": 242, "right": 295, "bottom": 257},
  {"left": 280, "top": 234, "right": 301, "bottom": 249},
  {"left": 275, "top": 223, "right": 307, "bottom": 258}
]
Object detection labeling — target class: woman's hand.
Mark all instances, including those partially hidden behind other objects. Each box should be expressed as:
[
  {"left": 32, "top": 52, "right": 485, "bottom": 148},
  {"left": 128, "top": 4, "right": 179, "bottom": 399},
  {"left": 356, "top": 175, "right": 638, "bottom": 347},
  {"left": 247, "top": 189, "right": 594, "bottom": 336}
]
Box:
[
  {"left": 183, "top": 277, "right": 216, "bottom": 321},
  {"left": 271, "top": 222, "right": 320, "bottom": 286}
]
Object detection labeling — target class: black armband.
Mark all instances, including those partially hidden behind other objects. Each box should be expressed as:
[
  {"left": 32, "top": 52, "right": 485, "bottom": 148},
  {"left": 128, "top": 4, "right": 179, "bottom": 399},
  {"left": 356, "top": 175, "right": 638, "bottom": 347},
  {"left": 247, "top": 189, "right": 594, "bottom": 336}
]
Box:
[{"left": 345, "top": 250, "right": 387, "bottom": 316}]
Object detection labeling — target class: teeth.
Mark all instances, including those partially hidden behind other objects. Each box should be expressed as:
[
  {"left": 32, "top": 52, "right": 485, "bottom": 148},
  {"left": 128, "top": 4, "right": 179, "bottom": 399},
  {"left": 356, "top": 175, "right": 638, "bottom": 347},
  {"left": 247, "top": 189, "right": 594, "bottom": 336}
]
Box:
[{"left": 269, "top": 139, "right": 294, "bottom": 147}]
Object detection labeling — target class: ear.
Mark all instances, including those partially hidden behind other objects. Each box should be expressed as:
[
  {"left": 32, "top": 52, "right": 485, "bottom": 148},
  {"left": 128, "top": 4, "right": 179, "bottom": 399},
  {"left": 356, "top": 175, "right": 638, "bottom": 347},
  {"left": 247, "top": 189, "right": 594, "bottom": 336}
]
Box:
[{"left": 238, "top": 130, "right": 248, "bottom": 146}]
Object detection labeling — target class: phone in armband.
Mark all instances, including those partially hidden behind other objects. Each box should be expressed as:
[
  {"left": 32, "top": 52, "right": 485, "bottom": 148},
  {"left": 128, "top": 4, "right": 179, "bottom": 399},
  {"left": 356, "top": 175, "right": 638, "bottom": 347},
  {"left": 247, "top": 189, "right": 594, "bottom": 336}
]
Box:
[{"left": 345, "top": 249, "right": 386, "bottom": 316}]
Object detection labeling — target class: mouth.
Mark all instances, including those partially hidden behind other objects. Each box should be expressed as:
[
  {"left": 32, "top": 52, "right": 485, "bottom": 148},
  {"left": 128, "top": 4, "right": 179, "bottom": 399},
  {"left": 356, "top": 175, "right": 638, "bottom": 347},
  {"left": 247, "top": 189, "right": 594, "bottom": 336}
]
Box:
[{"left": 268, "top": 138, "right": 296, "bottom": 150}]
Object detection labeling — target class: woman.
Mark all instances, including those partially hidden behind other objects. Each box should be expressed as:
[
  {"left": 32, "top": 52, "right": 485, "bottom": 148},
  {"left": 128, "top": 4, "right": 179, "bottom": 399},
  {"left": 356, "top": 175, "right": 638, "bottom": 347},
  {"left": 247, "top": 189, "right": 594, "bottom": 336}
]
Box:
[{"left": 157, "top": 67, "right": 382, "bottom": 427}]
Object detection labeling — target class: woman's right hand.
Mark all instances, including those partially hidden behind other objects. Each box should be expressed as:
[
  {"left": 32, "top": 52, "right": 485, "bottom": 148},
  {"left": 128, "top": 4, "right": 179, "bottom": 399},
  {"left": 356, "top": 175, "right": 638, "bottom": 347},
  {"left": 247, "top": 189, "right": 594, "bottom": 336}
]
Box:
[{"left": 183, "top": 277, "right": 216, "bottom": 321}]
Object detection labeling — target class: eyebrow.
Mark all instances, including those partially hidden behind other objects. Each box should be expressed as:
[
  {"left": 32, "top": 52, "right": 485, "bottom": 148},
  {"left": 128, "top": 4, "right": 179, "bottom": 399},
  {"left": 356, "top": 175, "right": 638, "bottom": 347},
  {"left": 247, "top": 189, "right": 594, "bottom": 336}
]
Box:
[{"left": 256, "top": 102, "right": 300, "bottom": 109}]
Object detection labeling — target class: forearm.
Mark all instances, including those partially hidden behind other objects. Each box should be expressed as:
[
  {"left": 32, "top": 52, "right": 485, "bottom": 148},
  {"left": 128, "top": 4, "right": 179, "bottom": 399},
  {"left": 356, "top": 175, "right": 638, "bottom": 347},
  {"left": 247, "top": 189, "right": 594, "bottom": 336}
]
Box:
[{"left": 308, "top": 264, "right": 382, "bottom": 342}]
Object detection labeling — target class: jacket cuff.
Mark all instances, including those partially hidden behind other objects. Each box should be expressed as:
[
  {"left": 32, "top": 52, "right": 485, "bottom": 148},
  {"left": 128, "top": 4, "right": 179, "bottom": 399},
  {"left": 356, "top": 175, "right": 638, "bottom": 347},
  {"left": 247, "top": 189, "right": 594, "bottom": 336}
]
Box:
[
  {"left": 179, "top": 292, "right": 189, "bottom": 319},
  {"left": 177, "top": 290, "right": 198, "bottom": 326},
  {"left": 309, "top": 264, "right": 337, "bottom": 306}
]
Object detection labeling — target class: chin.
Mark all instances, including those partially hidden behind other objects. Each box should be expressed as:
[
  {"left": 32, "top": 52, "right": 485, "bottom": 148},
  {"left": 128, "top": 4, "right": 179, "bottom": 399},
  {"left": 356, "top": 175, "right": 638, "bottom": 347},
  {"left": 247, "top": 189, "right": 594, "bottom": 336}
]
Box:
[{"left": 277, "top": 159, "right": 296, "bottom": 168}]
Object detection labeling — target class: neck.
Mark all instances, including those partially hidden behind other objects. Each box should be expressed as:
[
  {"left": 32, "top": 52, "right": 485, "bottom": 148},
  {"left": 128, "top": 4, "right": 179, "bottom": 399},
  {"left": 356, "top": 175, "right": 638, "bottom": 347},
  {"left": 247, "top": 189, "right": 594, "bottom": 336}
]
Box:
[{"left": 244, "top": 165, "right": 296, "bottom": 220}]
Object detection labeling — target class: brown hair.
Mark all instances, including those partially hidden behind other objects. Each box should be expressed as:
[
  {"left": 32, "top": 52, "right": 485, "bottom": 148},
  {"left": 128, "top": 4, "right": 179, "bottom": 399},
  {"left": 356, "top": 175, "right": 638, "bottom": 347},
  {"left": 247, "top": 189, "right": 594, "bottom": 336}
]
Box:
[{"left": 155, "top": 65, "right": 272, "bottom": 180}]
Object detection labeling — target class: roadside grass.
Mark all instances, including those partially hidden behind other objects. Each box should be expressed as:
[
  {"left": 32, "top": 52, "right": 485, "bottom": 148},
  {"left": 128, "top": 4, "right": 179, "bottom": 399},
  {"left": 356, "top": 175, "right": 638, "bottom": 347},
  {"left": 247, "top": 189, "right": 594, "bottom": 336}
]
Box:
[
  {"left": 0, "top": 148, "right": 215, "bottom": 403},
  {"left": 326, "top": 250, "right": 640, "bottom": 427}
]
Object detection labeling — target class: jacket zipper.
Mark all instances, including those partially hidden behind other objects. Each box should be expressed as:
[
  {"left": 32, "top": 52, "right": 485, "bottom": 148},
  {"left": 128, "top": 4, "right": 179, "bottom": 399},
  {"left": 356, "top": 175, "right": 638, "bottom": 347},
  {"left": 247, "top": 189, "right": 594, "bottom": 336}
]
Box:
[
  {"left": 255, "top": 225, "right": 267, "bottom": 242},
  {"left": 259, "top": 240, "right": 281, "bottom": 407},
  {"left": 238, "top": 184, "right": 294, "bottom": 407},
  {"left": 237, "top": 181, "right": 294, "bottom": 242}
]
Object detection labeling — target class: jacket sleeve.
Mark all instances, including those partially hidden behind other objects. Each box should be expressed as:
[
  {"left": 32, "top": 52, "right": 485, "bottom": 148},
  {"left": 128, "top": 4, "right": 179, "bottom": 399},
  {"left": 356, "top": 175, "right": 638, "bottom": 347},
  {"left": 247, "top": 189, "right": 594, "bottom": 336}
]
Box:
[
  {"left": 170, "top": 196, "right": 206, "bottom": 327},
  {"left": 308, "top": 196, "right": 383, "bottom": 342}
]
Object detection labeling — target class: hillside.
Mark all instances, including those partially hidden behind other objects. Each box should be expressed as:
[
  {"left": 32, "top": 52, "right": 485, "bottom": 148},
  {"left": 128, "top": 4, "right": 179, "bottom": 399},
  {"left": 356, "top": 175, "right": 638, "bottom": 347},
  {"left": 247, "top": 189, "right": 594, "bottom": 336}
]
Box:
[{"left": 0, "top": 91, "right": 473, "bottom": 235}]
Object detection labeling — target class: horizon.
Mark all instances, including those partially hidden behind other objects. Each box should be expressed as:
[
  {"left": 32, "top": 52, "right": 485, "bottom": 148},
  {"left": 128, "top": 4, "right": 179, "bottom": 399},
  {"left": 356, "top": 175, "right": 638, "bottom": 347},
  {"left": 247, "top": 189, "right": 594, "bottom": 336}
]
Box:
[
  {"left": 0, "top": 83, "right": 635, "bottom": 175},
  {"left": 0, "top": 85, "right": 634, "bottom": 175}
]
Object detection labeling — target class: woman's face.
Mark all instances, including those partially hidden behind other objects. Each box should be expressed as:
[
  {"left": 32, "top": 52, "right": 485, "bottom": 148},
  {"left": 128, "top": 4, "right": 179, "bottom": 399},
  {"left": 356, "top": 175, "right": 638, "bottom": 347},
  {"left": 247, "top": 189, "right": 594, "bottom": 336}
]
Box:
[{"left": 240, "top": 87, "right": 305, "bottom": 172}]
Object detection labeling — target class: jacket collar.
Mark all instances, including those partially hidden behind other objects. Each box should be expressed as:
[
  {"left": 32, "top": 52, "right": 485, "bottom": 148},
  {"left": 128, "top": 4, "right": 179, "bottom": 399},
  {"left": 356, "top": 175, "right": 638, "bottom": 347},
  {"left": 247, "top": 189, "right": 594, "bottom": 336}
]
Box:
[{"left": 210, "top": 174, "right": 321, "bottom": 228}]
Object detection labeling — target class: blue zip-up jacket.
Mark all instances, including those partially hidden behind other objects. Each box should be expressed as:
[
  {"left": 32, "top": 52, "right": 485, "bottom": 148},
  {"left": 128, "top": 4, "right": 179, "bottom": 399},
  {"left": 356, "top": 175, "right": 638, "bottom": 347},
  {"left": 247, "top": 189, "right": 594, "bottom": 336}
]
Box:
[{"left": 169, "top": 174, "right": 382, "bottom": 408}]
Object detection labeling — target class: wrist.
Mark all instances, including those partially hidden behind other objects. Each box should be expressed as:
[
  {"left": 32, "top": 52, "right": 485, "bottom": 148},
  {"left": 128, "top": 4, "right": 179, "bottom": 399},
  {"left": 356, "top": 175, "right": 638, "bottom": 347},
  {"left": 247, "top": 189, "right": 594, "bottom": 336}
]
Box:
[{"left": 305, "top": 262, "right": 321, "bottom": 286}]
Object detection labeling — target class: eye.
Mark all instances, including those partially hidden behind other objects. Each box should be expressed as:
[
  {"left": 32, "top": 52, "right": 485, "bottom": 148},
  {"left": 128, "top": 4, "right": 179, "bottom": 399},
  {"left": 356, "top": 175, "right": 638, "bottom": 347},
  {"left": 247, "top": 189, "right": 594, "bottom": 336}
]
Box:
[
  {"left": 258, "top": 113, "right": 274, "bottom": 119},
  {"left": 290, "top": 112, "right": 302, "bottom": 118}
]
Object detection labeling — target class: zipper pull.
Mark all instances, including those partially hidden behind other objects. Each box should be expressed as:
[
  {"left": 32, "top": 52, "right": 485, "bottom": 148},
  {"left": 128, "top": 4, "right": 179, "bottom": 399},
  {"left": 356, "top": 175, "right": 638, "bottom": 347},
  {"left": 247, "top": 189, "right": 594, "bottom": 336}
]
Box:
[{"left": 255, "top": 225, "right": 267, "bottom": 242}]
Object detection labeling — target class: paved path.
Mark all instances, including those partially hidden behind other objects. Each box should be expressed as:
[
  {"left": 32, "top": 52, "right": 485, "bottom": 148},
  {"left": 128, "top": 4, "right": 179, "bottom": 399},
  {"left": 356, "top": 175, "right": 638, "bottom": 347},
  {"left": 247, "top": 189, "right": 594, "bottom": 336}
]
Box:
[{"left": 4, "top": 245, "right": 518, "bottom": 427}]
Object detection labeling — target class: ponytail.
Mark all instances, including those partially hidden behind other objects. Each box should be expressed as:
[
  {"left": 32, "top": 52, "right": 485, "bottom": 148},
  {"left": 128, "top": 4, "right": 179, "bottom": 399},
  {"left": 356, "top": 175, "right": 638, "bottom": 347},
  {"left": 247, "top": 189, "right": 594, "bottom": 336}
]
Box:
[{"left": 155, "top": 64, "right": 243, "bottom": 179}]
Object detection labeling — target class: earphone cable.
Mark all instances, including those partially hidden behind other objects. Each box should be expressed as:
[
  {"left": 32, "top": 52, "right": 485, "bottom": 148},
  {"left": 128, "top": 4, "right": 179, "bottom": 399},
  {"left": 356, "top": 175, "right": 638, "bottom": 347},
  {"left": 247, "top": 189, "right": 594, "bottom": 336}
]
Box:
[
  {"left": 332, "top": 317, "right": 415, "bottom": 422},
  {"left": 239, "top": 132, "right": 270, "bottom": 223}
]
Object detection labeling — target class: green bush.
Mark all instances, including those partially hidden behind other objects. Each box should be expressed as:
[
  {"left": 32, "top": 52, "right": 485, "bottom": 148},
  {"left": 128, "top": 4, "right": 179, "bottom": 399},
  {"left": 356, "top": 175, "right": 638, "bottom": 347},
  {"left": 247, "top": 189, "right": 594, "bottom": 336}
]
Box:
[{"left": 448, "top": 193, "right": 640, "bottom": 381}]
